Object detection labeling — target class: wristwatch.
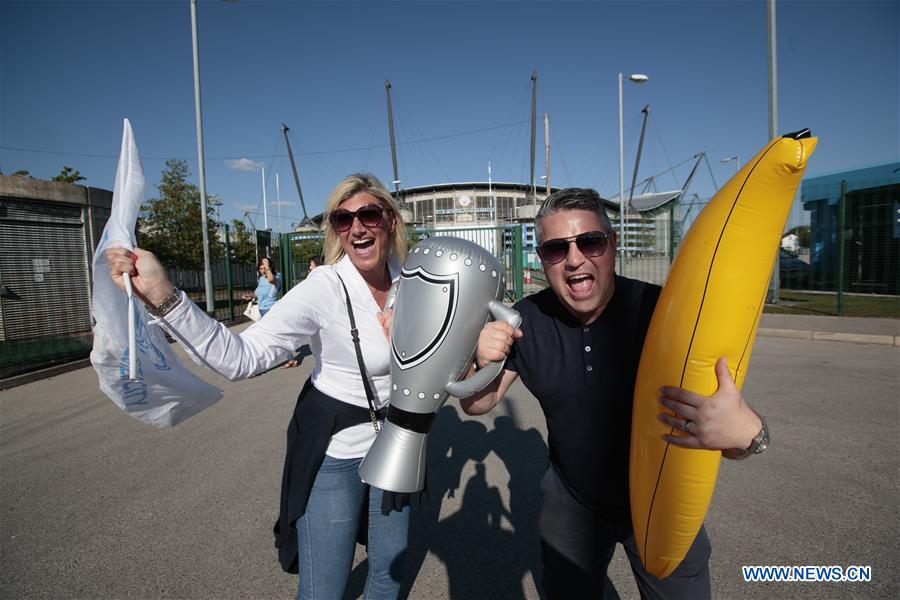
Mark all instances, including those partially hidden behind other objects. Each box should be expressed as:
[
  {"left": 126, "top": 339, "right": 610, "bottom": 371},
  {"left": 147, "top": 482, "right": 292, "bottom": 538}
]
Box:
[
  {"left": 147, "top": 288, "right": 183, "bottom": 318},
  {"left": 731, "top": 416, "right": 770, "bottom": 460}
]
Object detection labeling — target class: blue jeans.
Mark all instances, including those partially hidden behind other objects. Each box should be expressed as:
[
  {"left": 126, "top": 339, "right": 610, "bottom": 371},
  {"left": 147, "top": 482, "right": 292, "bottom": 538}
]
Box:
[{"left": 296, "top": 455, "right": 409, "bottom": 600}]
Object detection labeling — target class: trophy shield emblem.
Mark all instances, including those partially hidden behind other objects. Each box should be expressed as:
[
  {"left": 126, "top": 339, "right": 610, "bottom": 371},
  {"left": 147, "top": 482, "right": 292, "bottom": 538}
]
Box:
[{"left": 391, "top": 266, "right": 458, "bottom": 370}]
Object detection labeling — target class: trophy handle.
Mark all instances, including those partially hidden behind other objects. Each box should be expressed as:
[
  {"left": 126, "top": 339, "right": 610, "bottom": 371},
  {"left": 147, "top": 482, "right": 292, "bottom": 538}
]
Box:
[{"left": 445, "top": 301, "right": 522, "bottom": 399}]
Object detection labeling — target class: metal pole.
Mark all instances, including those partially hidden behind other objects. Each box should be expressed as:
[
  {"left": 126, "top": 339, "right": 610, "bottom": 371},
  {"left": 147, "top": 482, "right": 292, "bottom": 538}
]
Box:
[
  {"left": 530, "top": 70, "right": 537, "bottom": 205},
  {"left": 836, "top": 180, "right": 847, "bottom": 316},
  {"left": 514, "top": 224, "right": 524, "bottom": 300},
  {"left": 668, "top": 204, "right": 676, "bottom": 264},
  {"left": 627, "top": 105, "right": 651, "bottom": 218},
  {"left": 488, "top": 161, "right": 494, "bottom": 221},
  {"left": 544, "top": 112, "right": 550, "bottom": 195},
  {"left": 618, "top": 72, "right": 625, "bottom": 273},
  {"left": 224, "top": 224, "right": 234, "bottom": 320},
  {"left": 767, "top": 0, "right": 780, "bottom": 303},
  {"left": 280, "top": 231, "right": 290, "bottom": 293},
  {"left": 282, "top": 123, "right": 310, "bottom": 225},
  {"left": 190, "top": 0, "right": 214, "bottom": 314},
  {"left": 385, "top": 79, "right": 400, "bottom": 197},
  {"left": 261, "top": 165, "right": 268, "bottom": 231}
]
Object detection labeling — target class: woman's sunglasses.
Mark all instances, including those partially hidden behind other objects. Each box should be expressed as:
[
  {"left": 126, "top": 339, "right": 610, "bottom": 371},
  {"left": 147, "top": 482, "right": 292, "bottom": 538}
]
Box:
[
  {"left": 329, "top": 204, "right": 386, "bottom": 232},
  {"left": 537, "top": 231, "right": 610, "bottom": 265}
]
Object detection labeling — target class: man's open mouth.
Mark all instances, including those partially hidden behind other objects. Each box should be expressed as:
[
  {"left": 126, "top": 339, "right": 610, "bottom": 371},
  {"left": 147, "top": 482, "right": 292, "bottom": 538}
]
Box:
[{"left": 566, "top": 273, "right": 594, "bottom": 297}]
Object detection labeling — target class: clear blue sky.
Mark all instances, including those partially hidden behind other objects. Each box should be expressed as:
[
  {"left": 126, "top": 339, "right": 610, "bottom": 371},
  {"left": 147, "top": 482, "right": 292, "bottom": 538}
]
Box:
[{"left": 2, "top": 0, "right": 897, "bottom": 232}]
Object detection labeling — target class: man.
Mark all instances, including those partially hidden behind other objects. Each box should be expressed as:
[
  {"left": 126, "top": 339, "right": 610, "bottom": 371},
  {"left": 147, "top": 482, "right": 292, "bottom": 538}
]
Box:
[{"left": 462, "top": 188, "right": 767, "bottom": 599}]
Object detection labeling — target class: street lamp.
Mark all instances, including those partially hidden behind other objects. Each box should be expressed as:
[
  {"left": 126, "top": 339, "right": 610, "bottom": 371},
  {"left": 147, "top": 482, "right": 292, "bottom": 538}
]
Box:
[
  {"left": 618, "top": 72, "right": 649, "bottom": 273},
  {"left": 721, "top": 155, "right": 741, "bottom": 171}
]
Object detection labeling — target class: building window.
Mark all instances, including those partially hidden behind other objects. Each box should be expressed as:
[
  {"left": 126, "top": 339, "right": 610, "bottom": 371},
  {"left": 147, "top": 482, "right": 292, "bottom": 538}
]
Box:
[
  {"left": 414, "top": 198, "right": 434, "bottom": 224},
  {"left": 435, "top": 197, "right": 454, "bottom": 224},
  {"left": 476, "top": 195, "right": 495, "bottom": 221},
  {"left": 496, "top": 196, "right": 514, "bottom": 220}
]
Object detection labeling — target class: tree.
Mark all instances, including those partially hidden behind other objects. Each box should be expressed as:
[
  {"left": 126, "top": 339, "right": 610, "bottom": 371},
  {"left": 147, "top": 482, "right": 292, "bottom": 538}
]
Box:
[
  {"left": 9, "top": 170, "right": 31, "bottom": 178},
  {"left": 228, "top": 219, "right": 257, "bottom": 264},
  {"left": 137, "top": 159, "right": 222, "bottom": 269},
  {"left": 52, "top": 166, "right": 86, "bottom": 183}
]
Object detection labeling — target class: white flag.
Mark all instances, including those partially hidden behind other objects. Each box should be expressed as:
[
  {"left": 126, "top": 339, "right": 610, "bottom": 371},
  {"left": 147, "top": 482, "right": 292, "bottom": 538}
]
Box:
[{"left": 90, "top": 119, "right": 223, "bottom": 427}]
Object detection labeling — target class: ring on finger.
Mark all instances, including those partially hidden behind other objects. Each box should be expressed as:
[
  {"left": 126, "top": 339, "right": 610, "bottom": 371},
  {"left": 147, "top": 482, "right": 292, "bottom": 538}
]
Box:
[{"left": 684, "top": 419, "right": 694, "bottom": 434}]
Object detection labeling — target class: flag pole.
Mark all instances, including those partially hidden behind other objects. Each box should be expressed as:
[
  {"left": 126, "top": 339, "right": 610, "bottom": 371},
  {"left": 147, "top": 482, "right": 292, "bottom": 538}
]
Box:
[{"left": 122, "top": 273, "right": 137, "bottom": 380}]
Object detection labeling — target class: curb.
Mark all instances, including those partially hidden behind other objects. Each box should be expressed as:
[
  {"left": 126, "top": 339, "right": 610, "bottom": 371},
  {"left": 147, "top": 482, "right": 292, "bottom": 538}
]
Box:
[
  {"left": 758, "top": 328, "right": 899, "bottom": 347},
  {"left": 0, "top": 359, "right": 93, "bottom": 391}
]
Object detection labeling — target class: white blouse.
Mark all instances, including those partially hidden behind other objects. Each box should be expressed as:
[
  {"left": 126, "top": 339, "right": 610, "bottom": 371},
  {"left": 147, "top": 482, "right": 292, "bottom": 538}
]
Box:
[{"left": 158, "top": 254, "right": 399, "bottom": 458}]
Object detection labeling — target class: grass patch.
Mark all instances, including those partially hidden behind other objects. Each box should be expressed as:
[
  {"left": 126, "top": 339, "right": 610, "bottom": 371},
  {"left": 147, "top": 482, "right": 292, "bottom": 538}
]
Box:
[
  {"left": 0, "top": 336, "right": 93, "bottom": 368},
  {"left": 0, "top": 335, "right": 93, "bottom": 378},
  {"left": 765, "top": 290, "right": 900, "bottom": 318}
]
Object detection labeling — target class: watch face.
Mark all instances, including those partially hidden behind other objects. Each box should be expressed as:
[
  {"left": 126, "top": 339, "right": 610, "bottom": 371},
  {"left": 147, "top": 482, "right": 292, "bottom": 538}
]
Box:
[{"left": 751, "top": 421, "right": 770, "bottom": 454}]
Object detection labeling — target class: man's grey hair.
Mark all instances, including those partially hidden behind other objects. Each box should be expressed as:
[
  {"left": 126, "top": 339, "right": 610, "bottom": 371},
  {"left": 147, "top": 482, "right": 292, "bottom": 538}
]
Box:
[{"left": 534, "top": 188, "right": 612, "bottom": 243}]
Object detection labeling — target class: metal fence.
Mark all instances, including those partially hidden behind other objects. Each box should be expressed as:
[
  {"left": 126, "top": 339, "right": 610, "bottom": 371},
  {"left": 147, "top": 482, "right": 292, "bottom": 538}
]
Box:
[
  {"left": 281, "top": 225, "right": 525, "bottom": 302},
  {"left": 788, "top": 174, "right": 900, "bottom": 317},
  {"left": 165, "top": 256, "right": 259, "bottom": 322},
  {"left": 409, "top": 225, "right": 524, "bottom": 302},
  {"left": 0, "top": 222, "right": 263, "bottom": 380},
  {"left": 280, "top": 230, "right": 325, "bottom": 292}
]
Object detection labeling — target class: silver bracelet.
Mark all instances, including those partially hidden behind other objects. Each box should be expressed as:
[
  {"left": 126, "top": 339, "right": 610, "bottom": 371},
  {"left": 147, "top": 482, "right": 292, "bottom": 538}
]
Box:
[{"left": 148, "top": 288, "right": 183, "bottom": 318}]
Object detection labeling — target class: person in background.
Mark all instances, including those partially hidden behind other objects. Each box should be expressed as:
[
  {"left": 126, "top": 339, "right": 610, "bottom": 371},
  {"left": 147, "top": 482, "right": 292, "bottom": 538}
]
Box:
[
  {"left": 309, "top": 254, "right": 325, "bottom": 272},
  {"left": 242, "top": 256, "right": 281, "bottom": 318},
  {"left": 106, "top": 173, "right": 411, "bottom": 600}
]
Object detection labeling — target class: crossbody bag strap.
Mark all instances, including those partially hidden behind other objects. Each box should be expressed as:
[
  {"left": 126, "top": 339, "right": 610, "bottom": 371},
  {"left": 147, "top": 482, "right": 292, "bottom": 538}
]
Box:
[{"left": 335, "top": 273, "right": 381, "bottom": 434}]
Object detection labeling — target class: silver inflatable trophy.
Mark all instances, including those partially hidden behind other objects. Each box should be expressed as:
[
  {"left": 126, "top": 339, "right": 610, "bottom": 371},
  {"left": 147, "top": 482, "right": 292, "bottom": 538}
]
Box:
[{"left": 358, "top": 237, "right": 521, "bottom": 493}]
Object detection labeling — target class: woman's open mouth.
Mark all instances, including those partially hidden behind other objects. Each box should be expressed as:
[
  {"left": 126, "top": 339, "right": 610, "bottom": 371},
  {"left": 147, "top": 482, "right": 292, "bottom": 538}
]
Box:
[{"left": 352, "top": 238, "right": 376, "bottom": 258}]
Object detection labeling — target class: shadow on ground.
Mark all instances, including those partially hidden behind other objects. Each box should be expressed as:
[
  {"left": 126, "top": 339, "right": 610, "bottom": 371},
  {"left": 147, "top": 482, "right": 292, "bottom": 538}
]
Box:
[{"left": 343, "top": 403, "right": 549, "bottom": 599}]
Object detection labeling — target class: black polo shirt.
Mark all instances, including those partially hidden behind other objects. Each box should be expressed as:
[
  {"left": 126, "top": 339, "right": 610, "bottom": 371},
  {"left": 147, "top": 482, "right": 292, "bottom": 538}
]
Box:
[{"left": 506, "top": 275, "right": 660, "bottom": 537}]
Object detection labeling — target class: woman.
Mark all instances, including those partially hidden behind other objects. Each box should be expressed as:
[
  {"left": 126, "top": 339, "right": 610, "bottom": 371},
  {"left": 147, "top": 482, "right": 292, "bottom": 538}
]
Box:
[
  {"left": 242, "top": 256, "right": 280, "bottom": 318},
  {"left": 106, "top": 173, "right": 410, "bottom": 600}
]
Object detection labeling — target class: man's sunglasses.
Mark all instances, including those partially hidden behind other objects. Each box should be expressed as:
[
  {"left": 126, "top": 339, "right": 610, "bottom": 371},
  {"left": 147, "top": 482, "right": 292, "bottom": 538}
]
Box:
[
  {"left": 328, "top": 204, "right": 386, "bottom": 232},
  {"left": 537, "top": 231, "right": 610, "bottom": 265}
]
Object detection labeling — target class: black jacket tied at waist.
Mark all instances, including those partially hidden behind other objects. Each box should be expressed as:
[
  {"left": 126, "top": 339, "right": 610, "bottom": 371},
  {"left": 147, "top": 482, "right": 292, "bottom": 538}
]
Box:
[{"left": 272, "top": 378, "right": 416, "bottom": 574}]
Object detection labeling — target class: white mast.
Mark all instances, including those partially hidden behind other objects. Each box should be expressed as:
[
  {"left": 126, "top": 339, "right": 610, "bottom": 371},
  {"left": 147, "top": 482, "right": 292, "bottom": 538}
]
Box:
[
  {"left": 488, "top": 161, "right": 494, "bottom": 222},
  {"left": 275, "top": 172, "right": 281, "bottom": 233}
]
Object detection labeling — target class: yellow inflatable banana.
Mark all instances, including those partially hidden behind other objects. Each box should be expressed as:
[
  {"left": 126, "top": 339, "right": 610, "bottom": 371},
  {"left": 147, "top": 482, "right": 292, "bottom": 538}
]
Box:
[{"left": 629, "top": 130, "right": 817, "bottom": 578}]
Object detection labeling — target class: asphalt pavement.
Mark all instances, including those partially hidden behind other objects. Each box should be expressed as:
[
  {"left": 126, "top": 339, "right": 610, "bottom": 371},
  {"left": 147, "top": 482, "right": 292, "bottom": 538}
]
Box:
[{"left": 1, "top": 316, "right": 898, "bottom": 599}]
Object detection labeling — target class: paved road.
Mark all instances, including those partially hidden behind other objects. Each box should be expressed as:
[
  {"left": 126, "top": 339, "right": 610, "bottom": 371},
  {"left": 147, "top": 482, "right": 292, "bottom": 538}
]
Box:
[{"left": 1, "top": 335, "right": 897, "bottom": 599}]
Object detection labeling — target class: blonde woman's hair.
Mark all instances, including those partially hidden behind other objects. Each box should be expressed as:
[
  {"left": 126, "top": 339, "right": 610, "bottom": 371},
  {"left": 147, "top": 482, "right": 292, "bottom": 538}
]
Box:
[{"left": 322, "top": 173, "right": 408, "bottom": 264}]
